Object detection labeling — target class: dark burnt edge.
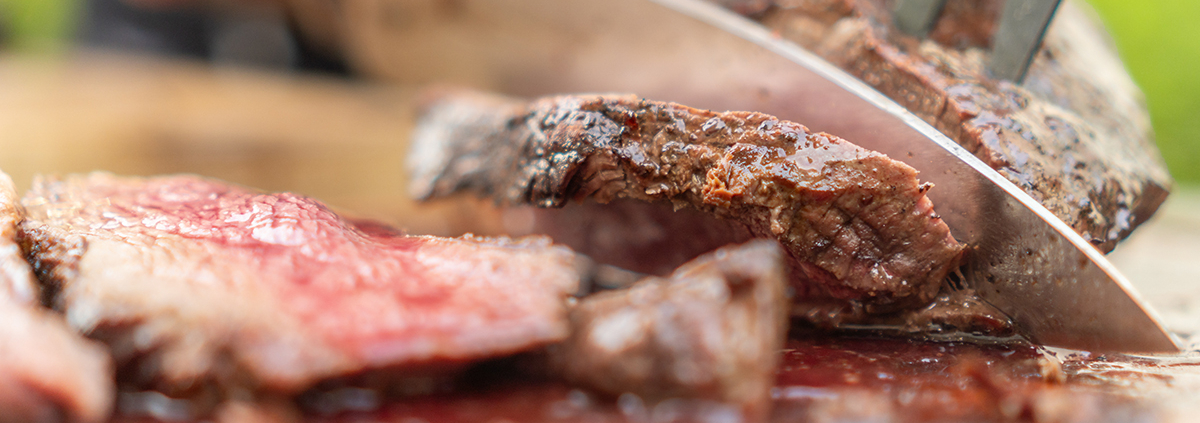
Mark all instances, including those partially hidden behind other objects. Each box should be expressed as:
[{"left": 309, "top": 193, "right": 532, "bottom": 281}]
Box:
[
  {"left": 14, "top": 214, "right": 296, "bottom": 421},
  {"left": 14, "top": 222, "right": 85, "bottom": 311},
  {"left": 12, "top": 220, "right": 230, "bottom": 421},
  {"left": 512, "top": 99, "right": 621, "bottom": 209}
]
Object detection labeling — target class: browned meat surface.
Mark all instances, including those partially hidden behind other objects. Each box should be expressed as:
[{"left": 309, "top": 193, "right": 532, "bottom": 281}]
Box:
[
  {"left": 17, "top": 172, "right": 580, "bottom": 414},
  {"left": 552, "top": 240, "right": 788, "bottom": 418},
  {"left": 718, "top": 0, "right": 1171, "bottom": 252},
  {"left": 410, "top": 91, "right": 964, "bottom": 314},
  {"left": 0, "top": 171, "right": 113, "bottom": 423}
]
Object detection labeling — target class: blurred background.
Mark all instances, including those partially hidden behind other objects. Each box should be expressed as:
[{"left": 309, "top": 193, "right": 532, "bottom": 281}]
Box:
[{"left": 0, "top": 0, "right": 1194, "bottom": 182}]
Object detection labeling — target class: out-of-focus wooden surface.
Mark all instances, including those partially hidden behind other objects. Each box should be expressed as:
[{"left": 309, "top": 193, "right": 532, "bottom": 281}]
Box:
[{"left": 0, "top": 51, "right": 503, "bottom": 236}]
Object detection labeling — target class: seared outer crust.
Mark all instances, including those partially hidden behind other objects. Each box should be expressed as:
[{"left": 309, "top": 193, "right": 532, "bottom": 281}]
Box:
[
  {"left": 411, "top": 91, "right": 964, "bottom": 313},
  {"left": 0, "top": 170, "right": 113, "bottom": 423},
  {"left": 725, "top": 0, "right": 1171, "bottom": 252}
]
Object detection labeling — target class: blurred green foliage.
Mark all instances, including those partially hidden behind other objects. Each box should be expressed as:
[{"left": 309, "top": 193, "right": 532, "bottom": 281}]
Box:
[
  {"left": 0, "top": 0, "right": 1196, "bottom": 182},
  {"left": 1087, "top": 0, "right": 1200, "bottom": 184},
  {"left": 0, "top": 0, "right": 78, "bottom": 52}
]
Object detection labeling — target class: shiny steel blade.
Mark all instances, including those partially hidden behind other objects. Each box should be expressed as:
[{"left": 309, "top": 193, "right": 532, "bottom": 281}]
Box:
[
  {"left": 364, "top": 0, "right": 1179, "bottom": 352},
  {"left": 988, "top": 0, "right": 1064, "bottom": 82},
  {"left": 894, "top": 0, "right": 947, "bottom": 37}
]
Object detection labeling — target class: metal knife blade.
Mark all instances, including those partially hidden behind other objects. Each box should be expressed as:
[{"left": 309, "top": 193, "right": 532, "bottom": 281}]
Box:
[
  {"left": 895, "top": 0, "right": 1064, "bottom": 83},
  {"left": 360, "top": 0, "right": 1179, "bottom": 352}
]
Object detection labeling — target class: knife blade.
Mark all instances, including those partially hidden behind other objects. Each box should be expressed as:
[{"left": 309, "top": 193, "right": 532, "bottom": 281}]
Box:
[
  {"left": 360, "top": 0, "right": 1179, "bottom": 352},
  {"left": 895, "top": 0, "right": 1065, "bottom": 83}
]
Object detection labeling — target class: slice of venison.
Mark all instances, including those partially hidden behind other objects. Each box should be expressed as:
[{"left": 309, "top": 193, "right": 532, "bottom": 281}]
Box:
[
  {"left": 18, "top": 172, "right": 581, "bottom": 402},
  {"left": 0, "top": 171, "right": 113, "bottom": 423},
  {"left": 410, "top": 91, "right": 964, "bottom": 314}
]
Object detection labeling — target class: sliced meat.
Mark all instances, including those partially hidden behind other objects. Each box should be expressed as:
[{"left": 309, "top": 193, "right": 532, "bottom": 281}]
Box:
[
  {"left": 551, "top": 240, "right": 788, "bottom": 418},
  {"left": 719, "top": 0, "right": 1171, "bottom": 252},
  {"left": 410, "top": 91, "right": 964, "bottom": 314},
  {"left": 0, "top": 171, "right": 113, "bottom": 423},
  {"left": 17, "top": 172, "right": 581, "bottom": 402}
]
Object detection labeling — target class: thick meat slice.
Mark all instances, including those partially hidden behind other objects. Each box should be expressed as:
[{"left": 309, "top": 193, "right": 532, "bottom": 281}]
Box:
[
  {"left": 17, "top": 172, "right": 580, "bottom": 399},
  {"left": 0, "top": 171, "right": 113, "bottom": 423},
  {"left": 552, "top": 240, "right": 788, "bottom": 419},
  {"left": 410, "top": 91, "right": 963, "bottom": 313},
  {"left": 719, "top": 0, "right": 1171, "bottom": 252}
]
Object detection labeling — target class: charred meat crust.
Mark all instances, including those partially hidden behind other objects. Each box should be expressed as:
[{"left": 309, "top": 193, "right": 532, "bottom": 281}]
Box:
[
  {"left": 724, "top": 0, "right": 1171, "bottom": 252},
  {"left": 0, "top": 170, "right": 114, "bottom": 423},
  {"left": 411, "top": 92, "right": 964, "bottom": 313}
]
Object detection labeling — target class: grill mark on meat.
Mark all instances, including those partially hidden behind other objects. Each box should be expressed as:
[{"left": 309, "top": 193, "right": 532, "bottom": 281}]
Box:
[
  {"left": 410, "top": 90, "right": 964, "bottom": 314},
  {"left": 0, "top": 170, "right": 113, "bottom": 423},
  {"left": 728, "top": 0, "right": 1172, "bottom": 252},
  {"left": 18, "top": 172, "right": 581, "bottom": 406},
  {"left": 552, "top": 240, "right": 788, "bottom": 419}
]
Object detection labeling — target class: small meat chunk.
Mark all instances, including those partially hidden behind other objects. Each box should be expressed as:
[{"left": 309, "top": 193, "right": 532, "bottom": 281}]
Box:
[
  {"left": 18, "top": 172, "right": 580, "bottom": 400},
  {"left": 410, "top": 91, "right": 964, "bottom": 313},
  {"left": 0, "top": 171, "right": 113, "bottom": 423},
  {"left": 552, "top": 240, "right": 788, "bottom": 418}
]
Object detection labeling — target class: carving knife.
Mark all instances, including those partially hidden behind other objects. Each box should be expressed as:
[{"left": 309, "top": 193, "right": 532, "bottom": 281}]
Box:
[{"left": 365, "top": 0, "right": 1180, "bottom": 352}]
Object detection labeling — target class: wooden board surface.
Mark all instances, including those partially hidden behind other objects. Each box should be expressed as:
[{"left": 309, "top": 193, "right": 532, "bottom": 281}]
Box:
[{"left": 0, "top": 51, "right": 507, "bottom": 236}]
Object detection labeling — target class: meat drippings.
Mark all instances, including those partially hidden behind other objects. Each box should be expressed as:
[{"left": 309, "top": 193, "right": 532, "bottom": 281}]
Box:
[{"left": 266, "top": 334, "right": 1166, "bottom": 423}]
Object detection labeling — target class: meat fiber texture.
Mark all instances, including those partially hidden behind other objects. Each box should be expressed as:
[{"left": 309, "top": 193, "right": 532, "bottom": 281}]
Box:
[
  {"left": 0, "top": 171, "right": 113, "bottom": 423},
  {"left": 719, "top": 0, "right": 1171, "bottom": 252},
  {"left": 410, "top": 91, "right": 964, "bottom": 315},
  {"left": 17, "top": 172, "right": 581, "bottom": 401},
  {"left": 553, "top": 240, "right": 788, "bottom": 419}
]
